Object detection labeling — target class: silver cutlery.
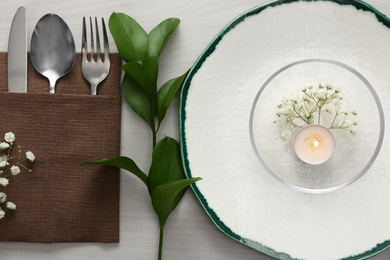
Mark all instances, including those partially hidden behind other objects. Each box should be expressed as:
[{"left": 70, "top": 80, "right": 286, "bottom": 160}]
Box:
[
  {"left": 30, "top": 13, "right": 76, "bottom": 94},
  {"left": 7, "top": 7, "right": 27, "bottom": 93},
  {"left": 81, "top": 17, "right": 110, "bottom": 95}
]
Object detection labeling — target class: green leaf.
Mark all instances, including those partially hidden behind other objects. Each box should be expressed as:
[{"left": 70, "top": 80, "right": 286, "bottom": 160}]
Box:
[
  {"left": 81, "top": 156, "right": 148, "bottom": 185},
  {"left": 109, "top": 12, "right": 149, "bottom": 62},
  {"left": 122, "top": 56, "right": 159, "bottom": 99},
  {"left": 151, "top": 178, "right": 201, "bottom": 227},
  {"left": 121, "top": 74, "right": 155, "bottom": 131},
  {"left": 148, "top": 18, "right": 180, "bottom": 57},
  {"left": 157, "top": 71, "right": 188, "bottom": 128},
  {"left": 147, "top": 137, "right": 184, "bottom": 195}
]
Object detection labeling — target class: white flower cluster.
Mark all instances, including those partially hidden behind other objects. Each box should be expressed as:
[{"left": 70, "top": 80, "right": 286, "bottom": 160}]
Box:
[
  {"left": 0, "top": 132, "right": 35, "bottom": 220},
  {"left": 274, "top": 85, "right": 358, "bottom": 139}
]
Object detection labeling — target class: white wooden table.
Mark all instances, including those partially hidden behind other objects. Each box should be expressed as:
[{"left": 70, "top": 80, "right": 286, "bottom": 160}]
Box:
[{"left": 0, "top": 0, "right": 389, "bottom": 259}]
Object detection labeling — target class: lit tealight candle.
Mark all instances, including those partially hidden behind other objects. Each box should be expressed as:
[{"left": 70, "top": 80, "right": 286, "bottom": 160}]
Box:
[{"left": 294, "top": 124, "right": 335, "bottom": 165}]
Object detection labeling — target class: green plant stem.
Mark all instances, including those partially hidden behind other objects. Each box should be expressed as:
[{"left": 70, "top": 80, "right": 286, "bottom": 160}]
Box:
[
  {"left": 318, "top": 108, "right": 321, "bottom": 124},
  {"left": 293, "top": 107, "right": 311, "bottom": 124},
  {"left": 158, "top": 226, "right": 164, "bottom": 260},
  {"left": 153, "top": 130, "right": 157, "bottom": 149}
]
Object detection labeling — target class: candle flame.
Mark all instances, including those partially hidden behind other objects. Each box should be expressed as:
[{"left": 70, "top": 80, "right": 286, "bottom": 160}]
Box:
[{"left": 312, "top": 141, "right": 320, "bottom": 147}]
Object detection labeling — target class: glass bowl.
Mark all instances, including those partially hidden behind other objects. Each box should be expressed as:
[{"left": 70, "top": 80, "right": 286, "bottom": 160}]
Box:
[{"left": 249, "top": 59, "right": 384, "bottom": 193}]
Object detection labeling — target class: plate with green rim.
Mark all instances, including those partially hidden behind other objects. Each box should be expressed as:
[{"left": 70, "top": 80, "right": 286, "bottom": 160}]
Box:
[{"left": 180, "top": 0, "right": 390, "bottom": 259}]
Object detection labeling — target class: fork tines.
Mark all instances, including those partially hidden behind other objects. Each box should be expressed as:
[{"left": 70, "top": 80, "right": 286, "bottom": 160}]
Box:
[
  {"left": 81, "top": 17, "right": 110, "bottom": 95},
  {"left": 82, "top": 17, "right": 110, "bottom": 62}
]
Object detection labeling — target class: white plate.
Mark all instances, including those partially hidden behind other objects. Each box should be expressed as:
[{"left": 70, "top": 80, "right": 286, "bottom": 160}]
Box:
[{"left": 180, "top": 0, "right": 390, "bottom": 259}]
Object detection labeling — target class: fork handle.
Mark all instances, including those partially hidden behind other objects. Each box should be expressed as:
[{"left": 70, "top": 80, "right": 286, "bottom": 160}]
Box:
[{"left": 90, "top": 83, "right": 98, "bottom": 95}]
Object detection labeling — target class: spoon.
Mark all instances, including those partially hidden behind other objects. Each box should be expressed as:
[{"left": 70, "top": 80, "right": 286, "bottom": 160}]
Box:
[{"left": 30, "top": 13, "right": 76, "bottom": 93}]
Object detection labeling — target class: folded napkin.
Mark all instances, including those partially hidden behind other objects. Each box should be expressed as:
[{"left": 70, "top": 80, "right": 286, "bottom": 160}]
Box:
[{"left": 0, "top": 52, "right": 122, "bottom": 242}]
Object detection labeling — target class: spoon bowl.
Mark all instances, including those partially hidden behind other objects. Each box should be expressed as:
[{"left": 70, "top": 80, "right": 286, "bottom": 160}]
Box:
[{"left": 30, "top": 13, "right": 76, "bottom": 93}]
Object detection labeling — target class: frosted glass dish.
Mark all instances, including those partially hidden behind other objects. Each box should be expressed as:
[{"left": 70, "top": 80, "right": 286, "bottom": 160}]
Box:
[{"left": 249, "top": 59, "right": 384, "bottom": 193}]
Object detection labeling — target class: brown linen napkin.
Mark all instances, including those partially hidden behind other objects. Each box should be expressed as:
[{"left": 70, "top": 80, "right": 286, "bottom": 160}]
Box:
[{"left": 0, "top": 52, "right": 122, "bottom": 242}]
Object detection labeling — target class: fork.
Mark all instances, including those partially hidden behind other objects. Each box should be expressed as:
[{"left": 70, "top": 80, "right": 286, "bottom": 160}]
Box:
[{"left": 81, "top": 17, "right": 110, "bottom": 95}]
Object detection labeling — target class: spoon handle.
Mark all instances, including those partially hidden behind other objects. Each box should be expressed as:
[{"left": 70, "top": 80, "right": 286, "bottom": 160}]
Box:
[{"left": 49, "top": 78, "right": 57, "bottom": 94}]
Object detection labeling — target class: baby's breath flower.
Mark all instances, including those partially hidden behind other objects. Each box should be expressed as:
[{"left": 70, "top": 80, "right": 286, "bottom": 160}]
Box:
[
  {"left": 317, "top": 92, "right": 327, "bottom": 101},
  {"left": 0, "top": 192, "right": 6, "bottom": 203},
  {"left": 279, "top": 116, "right": 289, "bottom": 126},
  {"left": 4, "top": 132, "right": 15, "bottom": 143},
  {"left": 295, "top": 100, "right": 304, "bottom": 110},
  {"left": 325, "top": 108, "right": 333, "bottom": 113},
  {"left": 0, "top": 132, "right": 36, "bottom": 221},
  {"left": 281, "top": 130, "right": 292, "bottom": 140},
  {"left": 6, "top": 202, "right": 16, "bottom": 210},
  {"left": 10, "top": 166, "right": 20, "bottom": 176},
  {"left": 341, "top": 120, "right": 351, "bottom": 127},
  {"left": 332, "top": 96, "right": 342, "bottom": 106},
  {"left": 350, "top": 128, "right": 358, "bottom": 135},
  {"left": 275, "top": 84, "right": 357, "bottom": 140},
  {"left": 0, "top": 178, "right": 8, "bottom": 187},
  {"left": 0, "top": 161, "right": 6, "bottom": 168},
  {"left": 0, "top": 142, "right": 9, "bottom": 150},
  {"left": 26, "top": 151, "right": 35, "bottom": 162}
]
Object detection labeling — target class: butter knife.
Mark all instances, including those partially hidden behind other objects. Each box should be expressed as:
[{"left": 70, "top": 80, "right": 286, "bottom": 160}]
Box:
[{"left": 8, "top": 7, "right": 27, "bottom": 93}]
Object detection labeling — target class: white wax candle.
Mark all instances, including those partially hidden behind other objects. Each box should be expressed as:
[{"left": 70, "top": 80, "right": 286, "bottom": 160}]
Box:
[{"left": 294, "top": 124, "right": 335, "bottom": 165}]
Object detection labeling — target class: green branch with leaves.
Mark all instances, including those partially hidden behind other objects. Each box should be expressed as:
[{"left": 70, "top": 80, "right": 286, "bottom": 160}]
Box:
[{"left": 81, "top": 12, "right": 201, "bottom": 260}]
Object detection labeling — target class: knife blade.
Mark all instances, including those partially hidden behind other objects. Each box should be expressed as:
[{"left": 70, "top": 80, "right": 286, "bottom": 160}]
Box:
[{"left": 8, "top": 7, "right": 27, "bottom": 93}]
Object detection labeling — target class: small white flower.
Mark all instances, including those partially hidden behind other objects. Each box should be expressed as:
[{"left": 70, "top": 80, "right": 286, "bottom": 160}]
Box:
[
  {"left": 0, "top": 155, "right": 8, "bottom": 162},
  {"left": 341, "top": 120, "right": 351, "bottom": 127},
  {"left": 332, "top": 96, "right": 342, "bottom": 106},
  {"left": 278, "top": 107, "right": 289, "bottom": 116},
  {"left": 26, "top": 151, "right": 35, "bottom": 162},
  {"left": 0, "top": 178, "right": 9, "bottom": 187},
  {"left": 0, "top": 209, "right": 4, "bottom": 219},
  {"left": 0, "top": 142, "right": 9, "bottom": 150},
  {"left": 4, "top": 132, "right": 15, "bottom": 143},
  {"left": 285, "top": 105, "right": 294, "bottom": 115},
  {"left": 325, "top": 108, "right": 333, "bottom": 113},
  {"left": 281, "top": 130, "right": 292, "bottom": 140},
  {"left": 279, "top": 116, "right": 289, "bottom": 126},
  {"left": 10, "top": 165, "right": 20, "bottom": 175},
  {"left": 0, "top": 161, "right": 6, "bottom": 168},
  {"left": 295, "top": 100, "right": 304, "bottom": 110},
  {"left": 0, "top": 192, "right": 7, "bottom": 203},
  {"left": 317, "top": 92, "right": 327, "bottom": 100},
  {"left": 6, "top": 202, "right": 16, "bottom": 210}
]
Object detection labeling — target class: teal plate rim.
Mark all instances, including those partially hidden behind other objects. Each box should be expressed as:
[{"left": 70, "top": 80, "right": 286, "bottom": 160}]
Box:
[{"left": 179, "top": 0, "right": 390, "bottom": 259}]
